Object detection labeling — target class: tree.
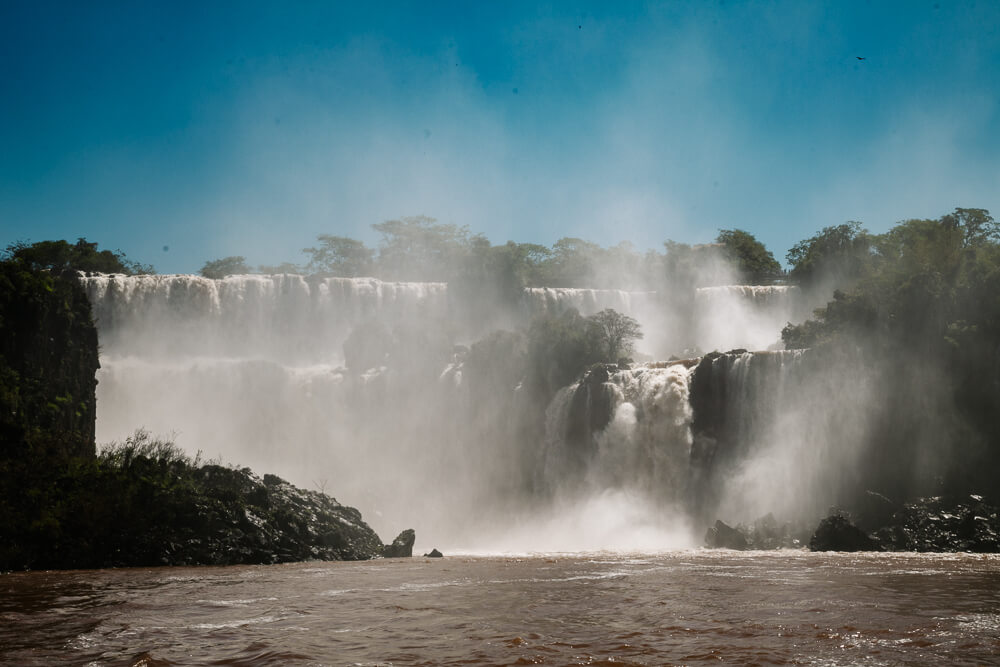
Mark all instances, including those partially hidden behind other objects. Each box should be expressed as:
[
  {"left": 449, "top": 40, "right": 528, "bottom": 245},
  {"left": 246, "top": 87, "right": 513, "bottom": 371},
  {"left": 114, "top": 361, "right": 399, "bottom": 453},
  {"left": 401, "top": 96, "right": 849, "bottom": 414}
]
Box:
[
  {"left": 715, "top": 229, "right": 782, "bottom": 284},
  {"left": 199, "top": 256, "right": 250, "bottom": 279},
  {"left": 372, "top": 216, "right": 471, "bottom": 281},
  {"left": 3, "top": 238, "right": 153, "bottom": 275},
  {"left": 302, "top": 235, "right": 374, "bottom": 276},
  {"left": 786, "top": 221, "right": 873, "bottom": 291},
  {"left": 257, "top": 262, "right": 303, "bottom": 275},
  {"left": 941, "top": 207, "right": 999, "bottom": 248},
  {"left": 537, "top": 237, "right": 601, "bottom": 287},
  {"left": 587, "top": 308, "right": 644, "bottom": 362}
]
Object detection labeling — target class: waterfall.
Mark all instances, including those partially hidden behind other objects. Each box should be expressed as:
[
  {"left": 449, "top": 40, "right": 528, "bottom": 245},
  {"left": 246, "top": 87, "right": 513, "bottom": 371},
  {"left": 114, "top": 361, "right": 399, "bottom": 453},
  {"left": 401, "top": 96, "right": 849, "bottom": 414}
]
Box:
[
  {"left": 686, "top": 348, "right": 875, "bottom": 525},
  {"left": 80, "top": 270, "right": 833, "bottom": 547},
  {"left": 693, "top": 285, "right": 803, "bottom": 352},
  {"left": 80, "top": 273, "right": 459, "bottom": 541},
  {"left": 521, "top": 287, "right": 672, "bottom": 357},
  {"left": 542, "top": 362, "right": 696, "bottom": 506},
  {"left": 81, "top": 273, "right": 449, "bottom": 362},
  {"left": 522, "top": 287, "right": 656, "bottom": 318}
]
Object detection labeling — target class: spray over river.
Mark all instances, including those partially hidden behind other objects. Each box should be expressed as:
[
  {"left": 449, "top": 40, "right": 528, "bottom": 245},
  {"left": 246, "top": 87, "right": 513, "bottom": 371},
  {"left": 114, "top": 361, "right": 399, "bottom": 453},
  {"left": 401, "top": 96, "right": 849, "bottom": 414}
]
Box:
[{"left": 4, "top": 273, "right": 996, "bottom": 664}]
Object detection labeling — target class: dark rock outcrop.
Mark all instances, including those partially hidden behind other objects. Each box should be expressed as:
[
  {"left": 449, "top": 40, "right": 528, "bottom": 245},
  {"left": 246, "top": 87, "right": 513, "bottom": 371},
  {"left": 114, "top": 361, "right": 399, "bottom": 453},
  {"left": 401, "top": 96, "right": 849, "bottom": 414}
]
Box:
[
  {"left": 423, "top": 548, "right": 443, "bottom": 558},
  {"left": 704, "top": 520, "right": 749, "bottom": 550},
  {"left": 704, "top": 515, "right": 806, "bottom": 550},
  {"left": 809, "top": 513, "right": 881, "bottom": 552},
  {"left": 3, "top": 454, "right": 387, "bottom": 571},
  {"left": 873, "top": 495, "right": 1000, "bottom": 552},
  {"left": 383, "top": 529, "right": 416, "bottom": 557}
]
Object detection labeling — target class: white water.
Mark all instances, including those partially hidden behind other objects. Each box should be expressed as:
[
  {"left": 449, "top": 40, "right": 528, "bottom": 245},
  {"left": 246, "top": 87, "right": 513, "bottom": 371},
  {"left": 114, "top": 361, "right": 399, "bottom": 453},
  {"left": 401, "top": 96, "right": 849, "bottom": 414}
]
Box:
[
  {"left": 82, "top": 273, "right": 827, "bottom": 549},
  {"left": 83, "top": 273, "right": 448, "bottom": 362},
  {"left": 694, "top": 285, "right": 803, "bottom": 352}
]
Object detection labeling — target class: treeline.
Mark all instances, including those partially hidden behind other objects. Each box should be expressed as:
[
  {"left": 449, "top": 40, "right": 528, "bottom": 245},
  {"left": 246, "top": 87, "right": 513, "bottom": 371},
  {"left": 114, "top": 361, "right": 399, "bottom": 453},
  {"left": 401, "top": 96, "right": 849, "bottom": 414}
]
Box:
[
  {"left": 782, "top": 208, "right": 1000, "bottom": 501},
  {"left": 199, "top": 216, "right": 783, "bottom": 288}
]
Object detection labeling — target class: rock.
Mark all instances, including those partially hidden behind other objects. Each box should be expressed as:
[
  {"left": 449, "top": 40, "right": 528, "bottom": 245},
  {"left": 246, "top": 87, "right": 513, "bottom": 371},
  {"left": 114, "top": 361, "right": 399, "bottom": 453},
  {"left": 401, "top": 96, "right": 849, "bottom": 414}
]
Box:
[
  {"left": 383, "top": 529, "right": 416, "bottom": 557},
  {"left": 704, "top": 520, "right": 749, "bottom": 550},
  {"left": 746, "top": 513, "right": 804, "bottom": 549},
  {"left": 809, "top": 513, "right": 881, "bottom": 551},
  {"left": 423, "top": 548, "right": 443, "bottom": 558},
  {"left": 853, "top": 490, "right": 899, "bottom": 532},
  {"left": 872, "top": 495, "right": 1000, "bottom": 552}
]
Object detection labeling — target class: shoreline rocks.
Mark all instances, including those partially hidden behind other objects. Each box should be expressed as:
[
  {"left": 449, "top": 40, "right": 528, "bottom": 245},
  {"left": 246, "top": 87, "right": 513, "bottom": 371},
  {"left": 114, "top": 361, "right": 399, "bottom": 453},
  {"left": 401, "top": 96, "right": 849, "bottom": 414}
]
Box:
[{"left": 383, "top": 529, "right": 416, "bottom": 558}]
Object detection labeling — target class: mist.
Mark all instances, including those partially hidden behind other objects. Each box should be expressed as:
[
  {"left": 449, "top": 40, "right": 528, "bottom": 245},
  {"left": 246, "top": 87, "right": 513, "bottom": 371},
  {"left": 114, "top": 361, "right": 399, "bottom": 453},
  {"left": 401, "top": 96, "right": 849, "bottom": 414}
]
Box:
[{"left": 83, "top": 233, "right": 856, "bottom": 554}]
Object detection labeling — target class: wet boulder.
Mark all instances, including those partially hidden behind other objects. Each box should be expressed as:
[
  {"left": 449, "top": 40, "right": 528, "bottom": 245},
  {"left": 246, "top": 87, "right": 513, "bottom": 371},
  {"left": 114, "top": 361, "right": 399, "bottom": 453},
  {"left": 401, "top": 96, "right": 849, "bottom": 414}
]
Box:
[
  {"left": 704, "top": 520, "right": 749, "bottom": 550},
  {"left": 872, "top": 495, "right": 1000, "bottom": 552},
  {"left": 383, "top": 529, "right": 416, "bottom": 557},
  {"left": 809, "top": 513, "right": 881, "bottom": 552}
]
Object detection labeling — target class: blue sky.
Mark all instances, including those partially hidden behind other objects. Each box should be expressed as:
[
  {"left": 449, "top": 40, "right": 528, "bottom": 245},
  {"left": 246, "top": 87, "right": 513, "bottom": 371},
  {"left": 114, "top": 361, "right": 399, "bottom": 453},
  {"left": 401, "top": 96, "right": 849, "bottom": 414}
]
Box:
[{"left": 2, "top": 1, "right": 998, "bottom": 274}]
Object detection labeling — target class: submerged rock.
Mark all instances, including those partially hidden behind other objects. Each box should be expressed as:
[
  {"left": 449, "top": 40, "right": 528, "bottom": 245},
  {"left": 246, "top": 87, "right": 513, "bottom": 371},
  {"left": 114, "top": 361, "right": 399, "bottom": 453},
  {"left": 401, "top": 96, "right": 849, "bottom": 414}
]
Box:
[
  {"left": 704, "top": 520, "right": 749, "bottom": 550},
  {"left": 383, "top": 529, "right": 416, "bottom": 557},
  {"left": 809, "top": 513, "right": 881, "bottom": 552},
  {"left": 424, "top": 548, "right": 443, "bottom": 558}
]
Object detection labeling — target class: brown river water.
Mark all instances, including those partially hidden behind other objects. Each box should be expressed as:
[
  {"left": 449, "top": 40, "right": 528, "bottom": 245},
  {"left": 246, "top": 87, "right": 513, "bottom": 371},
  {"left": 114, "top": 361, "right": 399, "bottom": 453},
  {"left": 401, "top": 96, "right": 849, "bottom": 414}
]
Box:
[{"left": 1, "top": 550, "right": 998, "bottom": 666}]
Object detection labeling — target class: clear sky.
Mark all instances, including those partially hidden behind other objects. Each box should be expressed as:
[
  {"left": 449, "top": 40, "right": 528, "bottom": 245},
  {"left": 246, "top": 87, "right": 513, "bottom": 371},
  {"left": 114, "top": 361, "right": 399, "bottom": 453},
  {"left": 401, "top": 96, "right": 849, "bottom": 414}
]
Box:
[{"left": 2, "top": 1, "right": 998, "bottom": 274}]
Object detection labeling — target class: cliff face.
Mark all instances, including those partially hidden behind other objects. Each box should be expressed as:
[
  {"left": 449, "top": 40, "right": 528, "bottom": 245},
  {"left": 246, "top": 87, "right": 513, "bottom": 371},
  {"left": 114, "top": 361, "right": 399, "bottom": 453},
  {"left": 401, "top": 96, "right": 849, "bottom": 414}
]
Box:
[{"left": 0, "top": 266, "right": 98, "bottom": 462}]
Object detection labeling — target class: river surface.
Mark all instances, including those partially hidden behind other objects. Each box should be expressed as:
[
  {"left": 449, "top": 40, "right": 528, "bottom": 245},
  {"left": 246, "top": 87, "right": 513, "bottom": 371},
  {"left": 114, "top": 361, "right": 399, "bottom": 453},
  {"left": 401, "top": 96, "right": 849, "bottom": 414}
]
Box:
[{"left": 2, "top": 550, "right": 998, "bottom": 666}]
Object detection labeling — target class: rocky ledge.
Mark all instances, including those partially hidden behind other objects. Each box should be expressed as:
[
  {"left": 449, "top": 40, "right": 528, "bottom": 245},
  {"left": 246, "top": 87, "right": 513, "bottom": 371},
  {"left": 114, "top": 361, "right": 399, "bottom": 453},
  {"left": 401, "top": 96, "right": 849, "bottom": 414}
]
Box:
[{"left": 704, "top": 495, "right": 1000, "bottom": 553}]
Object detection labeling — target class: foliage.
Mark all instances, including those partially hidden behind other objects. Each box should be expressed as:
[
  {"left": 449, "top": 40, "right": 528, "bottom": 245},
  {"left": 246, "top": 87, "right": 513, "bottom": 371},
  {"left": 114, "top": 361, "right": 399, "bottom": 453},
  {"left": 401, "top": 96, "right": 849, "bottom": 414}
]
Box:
[
  {"left": 715, "top": 229, "right": 783, "bottom": 284},
  {"left": 257, "top": 261, "right": 304, "bottom": 274},
  {"left": 525, "top": 308, "right": 604, "bottom": 395},
  {"left": 784, "top": 209, "right": 1000, "bottom": 354},
  {"left": 587, "top": 308, "right": 643, "bottom": 362},
  {"left": 372, "top": 216, "right": 471, "bottom": 281},
  {"left": 786, "top": 221, "right": 873, "bottom": 291},
  {"left": 302, "top": 235, "right": 374, "bottom": 276},
  {"left": 199, "top": 255, "right": 251, "bottom": 279},
  {"left": 2, "top": 430, "right": 385, "bottom": 571},
  {"left": 0, "top": 259, "right": 98, "bottom": 462},
  {"left": 782, "top": 208, "right": 1000, "bottom": 498},
  {"left": 3, "top": 238, "right": 153, "bottom": 275}
]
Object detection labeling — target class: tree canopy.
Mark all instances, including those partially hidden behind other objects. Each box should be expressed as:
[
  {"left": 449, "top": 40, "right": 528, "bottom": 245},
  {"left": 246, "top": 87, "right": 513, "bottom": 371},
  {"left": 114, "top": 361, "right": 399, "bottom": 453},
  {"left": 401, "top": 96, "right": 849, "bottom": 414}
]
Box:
[
  {"left": 786, "top": 221, "right": 873, "bottom": 291},
  {"left": 587, "top": 308, "right": 643, "bottom": 362},
  {"left": 3, "top": 239, "right": 154, "bottom": 275},
  {"left": 302, "top": 236, "right": 374, "bottom": 277},
  {"left": 715, "top": 229, "right": 783, "bottom": 284},
  {"left": 199, "top": 256, "right": 250, "bottom": 279}
]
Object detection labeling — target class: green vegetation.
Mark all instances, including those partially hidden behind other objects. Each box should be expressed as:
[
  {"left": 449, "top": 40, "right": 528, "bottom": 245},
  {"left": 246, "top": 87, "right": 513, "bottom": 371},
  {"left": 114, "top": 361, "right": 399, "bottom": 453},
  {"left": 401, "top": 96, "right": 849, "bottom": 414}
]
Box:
[
  {"left": 783, "top": 208, "right": 1000, "bottom": 353},
  {"left": 303, "top": 235, "right": 374, "bottom": 276},
  {"left": 0, "top": 258, "right": 99, "bottom": 462},
  {"left": 199, "top": 217, "right": 778, "bottom": 294},
  {"left": 716, "top": 229, "right": 783, "bottom": 284},
  {"left": 786, "top": 221, "right": 872, "bottom": 291},
  {"left": 0, "top": 255, "right": 384, "bottom": 571},
  {"left": 3, "top": 238, "right": 154, "bottom": 275},
  {"left": 2, "top": 430, "right": 384, "bottom": 570},
  {"left": 783, "top": 208, "right": 1000, "bottom": 499},
  {"left": 199, "top": 255, "right": 251, "bottom": 278},
  {"left": 587, "top": 308, "right": 643, "bottom": 362}
]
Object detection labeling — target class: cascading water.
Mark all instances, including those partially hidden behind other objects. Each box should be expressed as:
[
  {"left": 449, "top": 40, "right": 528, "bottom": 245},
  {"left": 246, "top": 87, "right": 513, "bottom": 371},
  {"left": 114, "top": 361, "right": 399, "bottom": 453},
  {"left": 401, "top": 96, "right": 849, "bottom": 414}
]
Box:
[
  {"left": 688, "top": 348, "right": 876, "bottom": 525},
  {"left": 535, "top": 362, "right": 698, "bottom": 548},
  {"left": 522, "top": 287, "right": 656, "bottom": 319},
  {"left": 82, "top": 273, "right": 459, "bottom": 542},
  {"left": 82, "top": 273, "right": 449, "bottom": 361},
  {"left": 693, "top": 285, "right": 804, "bottom": 352},
  {"left": 81, "top": 271, "right": 847, "bottom": 549}
]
